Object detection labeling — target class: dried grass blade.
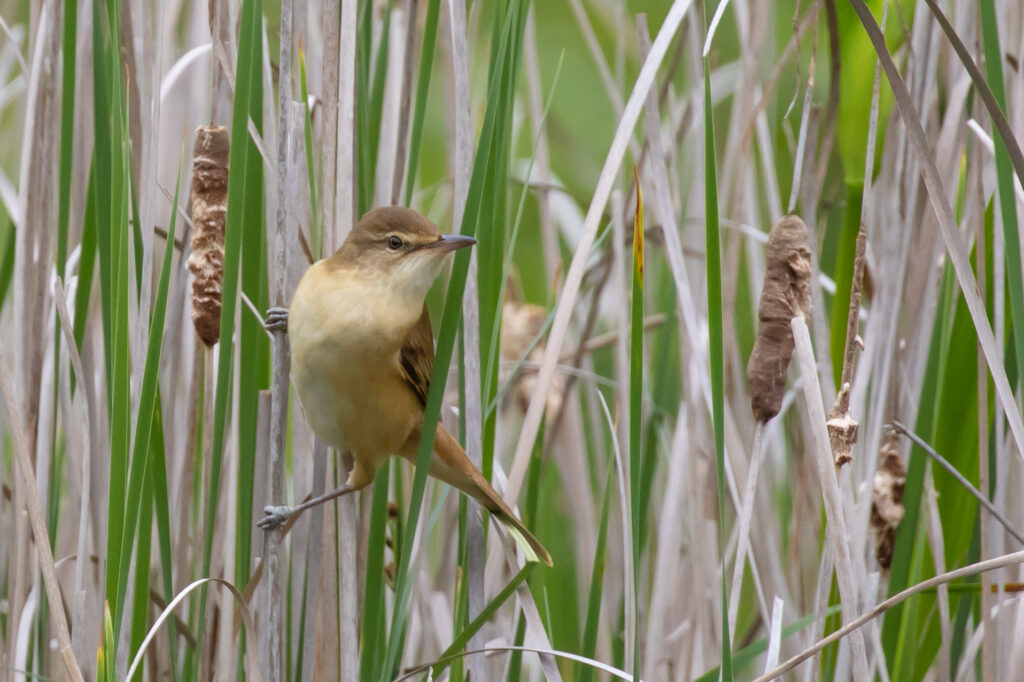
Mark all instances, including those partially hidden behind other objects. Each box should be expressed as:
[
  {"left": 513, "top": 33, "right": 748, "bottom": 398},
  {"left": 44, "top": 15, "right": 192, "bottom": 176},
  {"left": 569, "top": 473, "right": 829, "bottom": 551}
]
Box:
[
  {"left": 0, "top": 342, "right": 85, "bottom": 682},
  {"left": 701, "top": 2, "right": 732, "bottom": 676},
  {"left": 892, "top": 421, "right": 1024, "bottom": 546},
  {"left": 847, "top": 0, "right": 1024, "bottom": 461},
  {"left": 790, "top": 316, "right": 869, "bottom": 679},
  {"left": 126, "top": 578, "right": 263, "bottom": 682},
  {"left": 505, "top": 0, "right": 692, "bottom": 506},
  {"left": 755, "top": 551, "right": 1024, "bottom": 681}
]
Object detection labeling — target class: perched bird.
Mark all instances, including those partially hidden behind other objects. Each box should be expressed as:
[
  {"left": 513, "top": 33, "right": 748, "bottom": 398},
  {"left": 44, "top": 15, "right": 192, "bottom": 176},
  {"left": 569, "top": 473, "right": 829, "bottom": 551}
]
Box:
[{"left": 258, "top": 206, "right": 551, "bottom": 566}]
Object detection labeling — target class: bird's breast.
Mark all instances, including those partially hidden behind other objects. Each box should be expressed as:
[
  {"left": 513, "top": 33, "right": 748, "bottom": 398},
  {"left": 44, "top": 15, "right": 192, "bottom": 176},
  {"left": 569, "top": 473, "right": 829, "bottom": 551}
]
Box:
[{"left": 287, "top": 262, "right": 423, "bottom": 458}]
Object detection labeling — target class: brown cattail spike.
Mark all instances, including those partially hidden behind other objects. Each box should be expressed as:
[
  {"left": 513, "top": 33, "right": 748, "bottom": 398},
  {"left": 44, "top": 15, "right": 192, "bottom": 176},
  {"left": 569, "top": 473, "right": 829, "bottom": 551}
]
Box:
[
  {"left": 747, "top": 215, "right": 813, "bottom": 422},
  {"left": 870, "top": 434, "right": 906, "bottom": 571},
  {"left": 188, "top": 125, "right": 230, "bottom": 346}
]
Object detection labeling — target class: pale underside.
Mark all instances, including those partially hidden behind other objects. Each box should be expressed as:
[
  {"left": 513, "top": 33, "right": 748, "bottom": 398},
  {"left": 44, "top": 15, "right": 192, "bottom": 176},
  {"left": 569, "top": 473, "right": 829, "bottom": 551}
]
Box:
[{"left": 288, "top": 258, "right": 470, "bottom": 493}]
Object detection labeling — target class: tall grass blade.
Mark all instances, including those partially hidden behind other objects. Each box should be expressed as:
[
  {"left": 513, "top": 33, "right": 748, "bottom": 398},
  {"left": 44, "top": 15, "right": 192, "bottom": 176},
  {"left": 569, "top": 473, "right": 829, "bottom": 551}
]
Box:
[
  {"left": 72, "top": 165, "right": 98, "bottom": 352},
  {"left": 114, "top": 151, "right": 183, "bottom": 635},
  {"left": 298, "top": 43, "right": 320, "bottom": 258},
  {"left": 0, "top": 218, "right": 14, "bottom": 307},
  {"left": 197, "top": 0, "right": 264, "bottom": 669},
  {"left": 978, "top": 0, "right": 1024, "bottom": 386},
  {"left": 430, "top": 563, "right": 534, "bottom": 678},
  {"left": 357, "top": 0, "right": 393, "bottom": 214},
  {"left": 702, "top": 2, "right": 732, "bottom": 678},
  {"left": 52, "top": 0, "right": 78, "bottom": 467},
  {"left": 403, "top": 0, "right": 440, "bottom": 206},
  {"left": 95, "top": 0, "right": 134, "bottom": 651},
  {"left": 148, "top": 406, "right": 180, "bottom": 680},
  {"left": 693, "top": 605, "right": 842, "bottom": 681},
  {"left": 380, "top": 3, "right": 522, "bottom": 674},
  {"left": 99, "top": 602, "right": 116, "bottom": 682},
  {"left": 358, "top": 462, "right": 391, "bottom": 682},
  {"left": 883, "top": 264, "right": 956, "bottom": 675},
  {"left": 628, "top": 168, "right": 644, "bottom": 681},
  {"left": 127, "top": 466, "right": 153, "bottom": 682},
  {"left": 579, "top": 458, "right": 614, "bottom": 682},
  {"left": 56, "top": 0, "right": 77, "bottom": 280}
]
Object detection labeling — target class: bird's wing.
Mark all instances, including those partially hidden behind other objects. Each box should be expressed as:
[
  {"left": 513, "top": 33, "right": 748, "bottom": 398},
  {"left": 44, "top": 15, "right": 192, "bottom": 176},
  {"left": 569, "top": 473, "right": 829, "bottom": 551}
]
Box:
[{"left": 399, "top": 304, "right": 435, "bottom": 407}]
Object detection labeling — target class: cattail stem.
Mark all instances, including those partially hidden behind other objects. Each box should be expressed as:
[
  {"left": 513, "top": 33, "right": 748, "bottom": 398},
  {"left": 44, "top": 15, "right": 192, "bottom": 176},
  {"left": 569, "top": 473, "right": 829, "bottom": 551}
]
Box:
[
  {"left": 727, "top": 421, "right": 765, "bottom": 641},
  {"left": 791, "top": 316, "right": 869, "bottom": 681}
]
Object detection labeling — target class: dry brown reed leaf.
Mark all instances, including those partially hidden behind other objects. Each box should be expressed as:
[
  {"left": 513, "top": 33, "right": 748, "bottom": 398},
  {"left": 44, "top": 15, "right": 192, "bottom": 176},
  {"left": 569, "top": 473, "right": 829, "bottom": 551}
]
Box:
[
  {"left": 501, "top": 300, "right": 564, "bottom": 418},
  {"left": 187, "top": 125, "right": 230, "bottom": 346},
  {"left": 870, "top": 434, "right": 906, "bottom": 571},
  {"left": 747, "top": 214, "right": 812, "bottom": 422}
]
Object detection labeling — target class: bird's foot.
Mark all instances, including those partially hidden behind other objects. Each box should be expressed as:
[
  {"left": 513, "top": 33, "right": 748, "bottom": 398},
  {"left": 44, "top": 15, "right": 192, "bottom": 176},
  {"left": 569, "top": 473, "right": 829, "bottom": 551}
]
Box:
[
  {"left": 257, "top": 505, "right": 293, "bottom": 530},
  {"left": 264, "top": 307, "right": 289, "bottom": 333}
]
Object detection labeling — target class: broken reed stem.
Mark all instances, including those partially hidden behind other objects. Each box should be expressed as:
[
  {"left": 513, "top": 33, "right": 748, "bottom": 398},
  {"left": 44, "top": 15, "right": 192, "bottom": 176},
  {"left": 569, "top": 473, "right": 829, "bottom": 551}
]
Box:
[
  {"left": 728, "top": 421, "right": 765, "bottom": 641},
  {"left": 0, "top": 342, "right": 86, "bottom": 682},
  {"left": 756, "top": 550, "right": 1024, "bottom": 681},
  {"left": 838, "top": 230, "right": 867, "bottom": 391},
  {"left": 827, "top": 230, "right": 866, "bottom": 467},
  {"left": 188, "top": 126, "right": 230, "bottom": 346},
  {"left": 790, "top": 316, "right": 869, "bottom": 681}
]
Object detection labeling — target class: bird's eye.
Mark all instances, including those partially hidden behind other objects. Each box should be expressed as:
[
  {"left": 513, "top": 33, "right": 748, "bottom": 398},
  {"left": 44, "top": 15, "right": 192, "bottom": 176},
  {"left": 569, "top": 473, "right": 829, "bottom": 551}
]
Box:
[{"left": 387, "top": 235, "right": 403, "bottom": 250}]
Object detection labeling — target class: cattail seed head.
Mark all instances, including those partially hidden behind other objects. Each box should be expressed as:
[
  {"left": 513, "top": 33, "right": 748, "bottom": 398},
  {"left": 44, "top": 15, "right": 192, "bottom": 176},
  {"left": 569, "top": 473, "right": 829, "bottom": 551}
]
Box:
[
  {"left": 188, "top": 125, "right": 230, "bottom": 346},
  {"left": 870, "top": 435, "right": 906, "bottom": 571},
  {"left": 747, "top": 215, "right": 813, "bottom": 422}
]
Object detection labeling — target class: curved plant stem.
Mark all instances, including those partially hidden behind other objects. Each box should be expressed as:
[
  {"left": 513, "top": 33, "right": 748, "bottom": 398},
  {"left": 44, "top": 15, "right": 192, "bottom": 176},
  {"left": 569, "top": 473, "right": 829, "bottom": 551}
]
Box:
[{"left": 756, "top": 551, "right": 1024, "bottom": 681}]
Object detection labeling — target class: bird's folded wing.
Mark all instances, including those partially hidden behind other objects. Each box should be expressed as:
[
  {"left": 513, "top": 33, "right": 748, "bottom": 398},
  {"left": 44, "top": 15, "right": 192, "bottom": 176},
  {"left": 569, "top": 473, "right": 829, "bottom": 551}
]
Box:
[{"left": 398, "top": 304, "right": 435, "bottom": 407}]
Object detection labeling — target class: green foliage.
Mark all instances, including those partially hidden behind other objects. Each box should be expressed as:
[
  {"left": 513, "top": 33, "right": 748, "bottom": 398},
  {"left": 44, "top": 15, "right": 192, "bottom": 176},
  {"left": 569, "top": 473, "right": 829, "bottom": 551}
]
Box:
[
  {"left": 404, "top": 0, "right": 441, "bottom": 207},
  {"left": 979, "top": 0, "right": 1024, "bottom": 391},
  {"left": 629, "top": 174, "right": 645, "bottom": 680},
  {"left": 199, "top": 0, "right": 265, "bottom": 673},
  {"left": 704, "top": 3, "right": 732, "bottom": 678},
  {"left": 93, "top": 0, "right": 133, "bottom": 646},
  {"left": 579, "top": 458, "right": 614, "bottom": 682},
  {"left": 381, "top": 3, "right": 532, "bottom": 676},
  {"left": 9, "top": 3, "right": 1024, "bottom": 681},
  {"left": 834, "top": 0, "right": 906, "bottom": 187}
]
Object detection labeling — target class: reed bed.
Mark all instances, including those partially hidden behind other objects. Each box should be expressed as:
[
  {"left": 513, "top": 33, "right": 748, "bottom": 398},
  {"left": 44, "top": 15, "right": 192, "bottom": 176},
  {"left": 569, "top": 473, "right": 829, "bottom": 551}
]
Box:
[{"left": 1, "top": 1, "right": 1024, "bottom": 680}]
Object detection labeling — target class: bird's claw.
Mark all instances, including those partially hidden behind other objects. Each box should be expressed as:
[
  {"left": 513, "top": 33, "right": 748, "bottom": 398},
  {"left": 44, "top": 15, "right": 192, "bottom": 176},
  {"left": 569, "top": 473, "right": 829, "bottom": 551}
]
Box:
[
  {"left": 258, "top": 505, "right": 293, "bottom": 530},
  {"left": 264, "top": 307, "right": 289, "bottom": 333}
]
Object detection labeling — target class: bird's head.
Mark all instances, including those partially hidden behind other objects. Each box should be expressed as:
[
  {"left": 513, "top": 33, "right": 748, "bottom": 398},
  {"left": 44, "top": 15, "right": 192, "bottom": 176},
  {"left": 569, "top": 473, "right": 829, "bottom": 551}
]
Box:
[{"left": 332, "top": 206, "right": 476, "bottom": 297}]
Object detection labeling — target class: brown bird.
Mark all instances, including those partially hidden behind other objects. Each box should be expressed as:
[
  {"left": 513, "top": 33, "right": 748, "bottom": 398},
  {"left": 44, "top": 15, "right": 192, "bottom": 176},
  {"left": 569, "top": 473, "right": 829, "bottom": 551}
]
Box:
[{"left": 258, "top": 206, "right": 551, "bottom": 566}]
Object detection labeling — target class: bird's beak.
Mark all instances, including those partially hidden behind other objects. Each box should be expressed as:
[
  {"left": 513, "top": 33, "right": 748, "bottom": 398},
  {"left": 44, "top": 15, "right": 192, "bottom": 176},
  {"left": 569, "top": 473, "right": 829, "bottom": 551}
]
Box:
[{"left": 424, "top": 234, "right": 477, "bottom": 253}]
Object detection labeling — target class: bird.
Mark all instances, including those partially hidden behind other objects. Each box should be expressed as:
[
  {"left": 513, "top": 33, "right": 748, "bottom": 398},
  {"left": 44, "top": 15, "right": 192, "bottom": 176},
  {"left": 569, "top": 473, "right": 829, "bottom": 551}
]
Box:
[{"left": 258, "top": 206, "right": 551, "bottom": 566}]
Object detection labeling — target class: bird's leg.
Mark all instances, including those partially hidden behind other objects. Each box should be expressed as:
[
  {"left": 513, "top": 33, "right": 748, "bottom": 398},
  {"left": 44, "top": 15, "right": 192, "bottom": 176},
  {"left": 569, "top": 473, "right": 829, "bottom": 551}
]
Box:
[
  {"left": 264, "top": 306, "right": 289, "bottom": 333},
  {"left": 257, "top": 484, "right": 355, "bottom": 530}
]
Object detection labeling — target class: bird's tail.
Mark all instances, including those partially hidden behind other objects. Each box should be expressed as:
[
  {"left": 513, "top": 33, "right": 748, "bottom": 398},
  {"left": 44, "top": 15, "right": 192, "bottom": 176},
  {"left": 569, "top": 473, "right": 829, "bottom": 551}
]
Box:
[
  {"left": 489, "top": 504, "right": 552, "bottom": 567},
  {"left": 432, "top": 425, "right": 553, "bottom": 566}
]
